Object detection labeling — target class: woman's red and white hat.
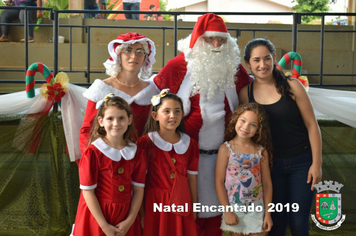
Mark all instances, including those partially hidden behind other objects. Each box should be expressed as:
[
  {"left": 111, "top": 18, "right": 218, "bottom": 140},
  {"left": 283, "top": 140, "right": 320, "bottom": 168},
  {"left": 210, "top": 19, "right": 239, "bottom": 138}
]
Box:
[{"left": 103, "top": 32, "right": 156, "bottom": 72}]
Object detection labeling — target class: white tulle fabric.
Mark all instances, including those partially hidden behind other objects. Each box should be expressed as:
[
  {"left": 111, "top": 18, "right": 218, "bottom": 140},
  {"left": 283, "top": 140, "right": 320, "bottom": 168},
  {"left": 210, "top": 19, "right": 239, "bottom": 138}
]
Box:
[
  {"left": 308, "top": 87, "right": 356, "bottom": 129},
  {"left": 0, "top": 84, "right": 87, "bottom": 161}
]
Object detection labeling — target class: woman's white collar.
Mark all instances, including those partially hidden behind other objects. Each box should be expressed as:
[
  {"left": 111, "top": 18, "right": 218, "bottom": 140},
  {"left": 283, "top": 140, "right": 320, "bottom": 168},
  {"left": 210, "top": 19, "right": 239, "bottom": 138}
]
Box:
[
  {"left": 92, "top": 138, "right": 137, "bottom": 161},
  {"left": 83, "top": 79, "right": 157, "bottom": 105},
  {"left": 148, "top": 131, "right": 190, "bottom": 154}
]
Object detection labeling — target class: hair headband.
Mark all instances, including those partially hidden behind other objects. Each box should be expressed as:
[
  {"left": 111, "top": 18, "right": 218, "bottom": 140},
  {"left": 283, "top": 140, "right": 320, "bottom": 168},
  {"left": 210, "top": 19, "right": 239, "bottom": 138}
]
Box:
[
  {"left": 96, "top": 93, "right": 115, "bottom": 109},
  {"left": 151, "top": 89, "right": 170, "bottom": 106}
]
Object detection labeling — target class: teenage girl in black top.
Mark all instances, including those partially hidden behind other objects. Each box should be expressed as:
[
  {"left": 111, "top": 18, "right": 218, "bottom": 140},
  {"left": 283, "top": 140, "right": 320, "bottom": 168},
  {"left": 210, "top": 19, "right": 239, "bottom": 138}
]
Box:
[{"left": 239, "top": 38, "right": 322, "bottom": 236}]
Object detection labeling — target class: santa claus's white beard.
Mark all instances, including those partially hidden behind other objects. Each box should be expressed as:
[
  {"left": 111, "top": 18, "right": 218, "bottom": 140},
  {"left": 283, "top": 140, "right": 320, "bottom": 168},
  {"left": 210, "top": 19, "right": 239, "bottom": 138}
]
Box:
[{"left": 186, "top": 39, "right": 240, "bottom": 101}]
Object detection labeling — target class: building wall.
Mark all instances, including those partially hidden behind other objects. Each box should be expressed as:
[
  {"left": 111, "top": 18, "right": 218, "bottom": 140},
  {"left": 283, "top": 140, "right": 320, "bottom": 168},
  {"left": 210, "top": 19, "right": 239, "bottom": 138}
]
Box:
[
  {"left": 168, "top": 0, "right": 350, "bottom": 24},
  {"left": 213, "top": 0, "right": 293, "bottom": 24},
  {"left": 180, "top": 2, "right": 208, "bottom": 22},
  {"left": 169, "top": 0, "right": 294, "bottom": 24},
  {"left": 167, "top": 0, "right": 206, "bottom": 10}
]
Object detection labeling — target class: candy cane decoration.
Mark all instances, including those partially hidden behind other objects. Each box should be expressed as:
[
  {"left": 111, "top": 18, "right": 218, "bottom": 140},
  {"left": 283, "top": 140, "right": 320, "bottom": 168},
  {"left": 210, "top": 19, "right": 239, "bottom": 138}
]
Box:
[
  {"left": 277, "top": 52, "right": 309, "bottom": 89},
  {"left": 26, "top": 62, "right": 54, "bottom": 98},
  {"left": 276, "top": 52, "right": 302, "bottom": 79}
]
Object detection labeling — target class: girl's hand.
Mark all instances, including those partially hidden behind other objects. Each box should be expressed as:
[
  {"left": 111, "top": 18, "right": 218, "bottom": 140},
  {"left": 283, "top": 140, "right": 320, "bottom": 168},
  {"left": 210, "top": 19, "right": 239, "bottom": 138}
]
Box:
[
  {"left": 307, "top": 163, "right": 322, "bottom": 191},
  {"left": 224, "top": 212, "right": 239, "bottom": 226},
  {"left": 101, "top": 223, "right": 121, "bottom": 236},
  {"left": 263, "top": 214, "right": 273, "bottom": 232},
  {"left": 115, "top": 219, "right": 132, "bottom": 236}
]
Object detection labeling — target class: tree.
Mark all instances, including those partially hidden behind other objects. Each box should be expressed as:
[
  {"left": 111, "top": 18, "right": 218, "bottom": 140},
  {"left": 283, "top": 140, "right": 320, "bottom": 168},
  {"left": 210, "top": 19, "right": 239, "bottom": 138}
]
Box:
[
  {"left": 43, "top": 0, "right": 69, "bottom": 18},
  {"left": 292, "top": 0, "right": 331, "bottom": 24},
  {"left": 44, "top": 0, "right": 69, "bottom": 10},
  {"left": 159, "top": 0, "right": 172, "bottom": 21}
]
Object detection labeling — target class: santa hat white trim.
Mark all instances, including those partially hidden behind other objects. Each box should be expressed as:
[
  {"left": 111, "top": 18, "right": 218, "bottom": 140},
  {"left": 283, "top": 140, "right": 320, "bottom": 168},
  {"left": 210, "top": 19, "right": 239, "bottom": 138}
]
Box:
[{"left": 202, "top": 31, "right": 230, "bottom": 38}]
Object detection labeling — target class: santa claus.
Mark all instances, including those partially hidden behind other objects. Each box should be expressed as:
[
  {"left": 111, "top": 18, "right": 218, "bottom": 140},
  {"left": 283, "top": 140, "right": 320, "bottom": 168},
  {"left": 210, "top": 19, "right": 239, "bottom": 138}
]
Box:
[{"left": 153, "top": 13, "right": 252, "bottom": 236}]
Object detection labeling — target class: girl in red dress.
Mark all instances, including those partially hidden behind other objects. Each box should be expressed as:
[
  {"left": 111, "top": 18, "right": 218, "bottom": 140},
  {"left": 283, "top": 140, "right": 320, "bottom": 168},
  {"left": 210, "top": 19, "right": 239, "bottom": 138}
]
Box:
[
  {"left": 71, "top": 94, "right": 147, "bottom": 236},
  {"left": 137, "top": 89, "right": 199, "bottom": 236}
]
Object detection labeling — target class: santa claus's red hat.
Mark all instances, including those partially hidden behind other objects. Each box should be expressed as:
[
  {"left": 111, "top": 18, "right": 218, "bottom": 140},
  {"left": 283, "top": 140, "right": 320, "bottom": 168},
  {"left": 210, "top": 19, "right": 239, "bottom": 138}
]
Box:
[
  {"left": 189, "top": 13, "right": 230, "bottom": 49},
  {"left": 103, "top": 32, "right": 156, "bottom": 74}
]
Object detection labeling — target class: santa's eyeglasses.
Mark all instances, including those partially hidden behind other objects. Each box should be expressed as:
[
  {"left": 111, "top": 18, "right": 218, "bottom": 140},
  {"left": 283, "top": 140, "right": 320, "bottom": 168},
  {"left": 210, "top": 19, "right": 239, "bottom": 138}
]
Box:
[{"left": 203, "top": 36, "right": 227, "bottom": 44}]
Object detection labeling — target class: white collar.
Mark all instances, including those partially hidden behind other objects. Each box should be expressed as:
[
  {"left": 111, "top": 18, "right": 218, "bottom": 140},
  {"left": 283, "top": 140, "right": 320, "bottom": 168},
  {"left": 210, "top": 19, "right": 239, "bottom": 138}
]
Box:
[
  {"left": 83, "top": 79, "right": 158, "bottom": 105},
  {"left": 148, "top": 131, "right": 190, "bottom": 154},
  {"left": 92, "top": 138, "right": 137, "bottom": 161}
]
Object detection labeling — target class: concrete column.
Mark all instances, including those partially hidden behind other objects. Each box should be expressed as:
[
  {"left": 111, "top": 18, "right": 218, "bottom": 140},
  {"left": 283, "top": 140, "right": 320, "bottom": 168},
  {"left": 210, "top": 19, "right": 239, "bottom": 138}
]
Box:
[
  {"left": 69, "top": 0, "right": 83, "bottom": 10},
  {"left": 348, "top": 0, "right": 355, "bottom": 25},
  {"left": 68, "top": 0, "right": 84, "bottom": 18},
  {"left": 67, "top": 0, "right": 84, "bottom": 42},
  {"left": 350, "top": 0, "right": 356, "bottom": 85}
]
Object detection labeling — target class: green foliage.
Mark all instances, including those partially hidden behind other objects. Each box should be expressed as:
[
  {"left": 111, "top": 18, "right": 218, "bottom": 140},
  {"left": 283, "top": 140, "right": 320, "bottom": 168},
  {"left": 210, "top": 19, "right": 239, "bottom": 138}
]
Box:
[
  {"left": 159, "top": 0, "right": 172, "bottom": 21},
  {"left": 0, "top": 1, "right": 4, "bottom": 15},
  {"left": 292, "top": 0, "right": 331, "bottom": 24},
  {"left": 44, "top": 0, "right": 68, "bottom": 10},
  {"left": 43, "top": 0, "right": 70, "bottom": 18}
]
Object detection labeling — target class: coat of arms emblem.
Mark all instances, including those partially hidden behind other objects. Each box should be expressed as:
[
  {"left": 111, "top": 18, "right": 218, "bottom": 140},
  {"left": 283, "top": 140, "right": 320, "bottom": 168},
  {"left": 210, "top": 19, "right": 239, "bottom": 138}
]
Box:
[{"left": 311, "top": 180, "right": 346, "bottom": 230}]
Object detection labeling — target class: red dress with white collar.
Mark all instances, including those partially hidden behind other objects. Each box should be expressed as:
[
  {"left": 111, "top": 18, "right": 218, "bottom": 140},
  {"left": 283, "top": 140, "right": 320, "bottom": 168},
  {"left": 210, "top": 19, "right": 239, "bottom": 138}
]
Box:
[
  {"left": 137, "top": 132, "right": 199, "bottom": 236},
  {"left": 153, "top": 53, "right": 252, "bottom": 236},
  {"left": 71, "top": 138, "right": 147, "bottom": 236}
]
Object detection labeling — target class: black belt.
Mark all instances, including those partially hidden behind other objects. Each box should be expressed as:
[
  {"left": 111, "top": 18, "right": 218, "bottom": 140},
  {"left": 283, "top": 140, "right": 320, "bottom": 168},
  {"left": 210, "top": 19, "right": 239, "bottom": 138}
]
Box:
[{"left": 199, "top": 149, "right": 218, "bottom": 155}]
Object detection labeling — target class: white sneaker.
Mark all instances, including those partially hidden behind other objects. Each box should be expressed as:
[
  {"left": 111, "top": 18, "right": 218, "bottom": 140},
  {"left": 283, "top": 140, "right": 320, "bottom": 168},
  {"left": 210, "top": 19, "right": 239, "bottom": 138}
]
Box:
[{"left": 20, "top": 38, "right": 34, "bottom": 43}]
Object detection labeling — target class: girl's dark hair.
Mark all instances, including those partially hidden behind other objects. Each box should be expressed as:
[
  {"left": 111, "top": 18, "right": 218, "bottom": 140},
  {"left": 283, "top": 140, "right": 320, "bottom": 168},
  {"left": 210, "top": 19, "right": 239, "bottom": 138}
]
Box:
[
  {"left": 143, "top": 92, "right": 185, "bottom": 135},
  {"left": 89, "top": 96, "right": 136, "bottom": 145},
  {"left": 243, "top": 38, "right": 292, "bottom": 97},
  {"left": 225, "top": 103, "right": 273, "bottom": 165}
]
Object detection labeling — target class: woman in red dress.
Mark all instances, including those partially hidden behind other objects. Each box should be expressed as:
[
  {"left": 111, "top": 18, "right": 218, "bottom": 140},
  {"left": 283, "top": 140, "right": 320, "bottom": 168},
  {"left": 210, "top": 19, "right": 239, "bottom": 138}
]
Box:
[{"left": 80, "top": 32, "right": 158, "bottom": 153}]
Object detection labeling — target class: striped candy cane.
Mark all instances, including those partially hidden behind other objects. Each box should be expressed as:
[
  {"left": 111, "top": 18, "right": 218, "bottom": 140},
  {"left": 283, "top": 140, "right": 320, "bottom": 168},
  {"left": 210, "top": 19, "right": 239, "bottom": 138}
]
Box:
[
  {"left": 26, "top": 62, "right": 54, "bottom": 98},
  {"left": 276, "top": 52, "right": 302, "bottom": 79}
]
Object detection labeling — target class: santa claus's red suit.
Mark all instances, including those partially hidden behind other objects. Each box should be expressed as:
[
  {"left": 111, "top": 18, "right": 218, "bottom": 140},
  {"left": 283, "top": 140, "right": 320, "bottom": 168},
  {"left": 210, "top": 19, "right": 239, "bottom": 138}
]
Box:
[{"left": 154, "top": 13, "right": 252, "bottom": 236}]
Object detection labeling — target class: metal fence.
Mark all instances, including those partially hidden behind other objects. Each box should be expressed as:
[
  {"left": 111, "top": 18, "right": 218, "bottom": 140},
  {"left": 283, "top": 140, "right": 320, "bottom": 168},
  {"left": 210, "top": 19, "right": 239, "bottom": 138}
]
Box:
[{"left": 0, "top": 7, "right": 356, "bottom": 89}]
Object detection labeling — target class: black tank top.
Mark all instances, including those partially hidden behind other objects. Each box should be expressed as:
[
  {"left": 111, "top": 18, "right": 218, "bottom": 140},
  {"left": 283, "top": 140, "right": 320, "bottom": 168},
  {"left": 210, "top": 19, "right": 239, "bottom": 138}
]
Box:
[{"left": 248, "top": 81, "right": 311, "bottom": 159}]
